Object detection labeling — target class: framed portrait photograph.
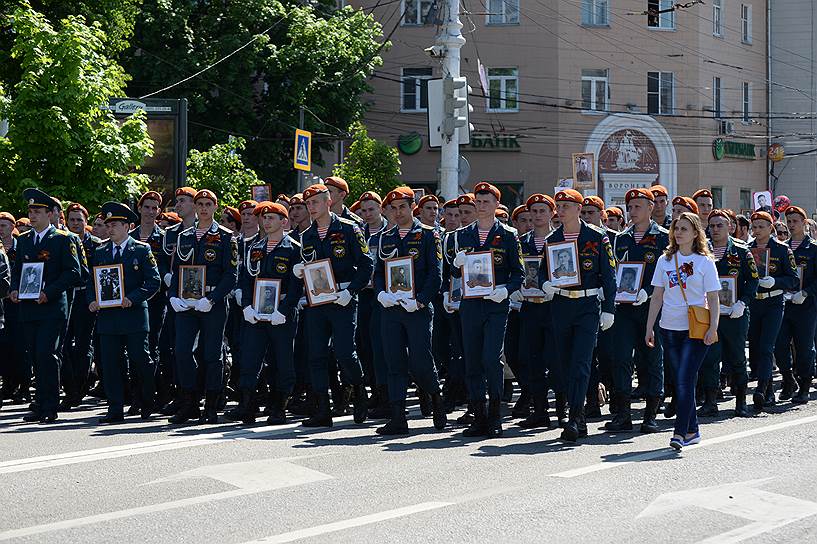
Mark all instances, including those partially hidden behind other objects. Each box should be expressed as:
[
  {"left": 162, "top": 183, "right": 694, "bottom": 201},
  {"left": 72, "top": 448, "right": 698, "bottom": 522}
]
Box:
[
  {"left": 615, "top": 262, "right": 645, "bottom": 303},
  {"left": 18, "top": 262, "right": 44, "bottom": 300},
  {"left": 385, "top": 256, "right": 415, "bottom": 301},
  {"left": 412, "top": 188, "right": 425, "bottom": 204},
  {"left": 447, "top": 276, "right": 462, "bottom": 310},
  {"left": 253, "top": 278, "right": 281, "bottom": 320},
  {"left": 303, "top": 258, "right": 338, "bottom": 306},
  {"left": 750, "top": 248, "right": 770, "bottom": 277},
  {"left": 572, "top": 152, "right": 596, "bottom": 191},
  {"left": 521, "top": 257, "right": 545, "bottom": 298},
  {"left": 461, "top": 251, "right": 495, "bottom": 299},
  {"left": 718, "top": 275, "right": 737, "bottom": 315},
  {"left": 251, "top": 184, "right": 272, "bottom": 203},
  {"left": 94, "top": 264, "right": 125, "bottom": 309},
  {"left": 179, "top": 265, "right": 207, "bottom": 302},
  {"left": 753, "top": 190, "right": 773, "bottom": 213},
  {"left": 547, "top": 240, "right": 581, "bottom": 288}
]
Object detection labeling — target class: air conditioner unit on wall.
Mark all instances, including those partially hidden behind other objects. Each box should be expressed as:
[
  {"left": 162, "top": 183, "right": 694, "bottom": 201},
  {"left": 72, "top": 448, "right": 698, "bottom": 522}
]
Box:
[{"left": 718, "top": 120, "right": 735, "bottom": 136}]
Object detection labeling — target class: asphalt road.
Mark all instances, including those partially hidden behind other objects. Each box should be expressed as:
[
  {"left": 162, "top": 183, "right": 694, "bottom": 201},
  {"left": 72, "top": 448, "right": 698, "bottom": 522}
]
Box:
[{"left": 1, "top": 385, "right": 816, "bottom": 544}]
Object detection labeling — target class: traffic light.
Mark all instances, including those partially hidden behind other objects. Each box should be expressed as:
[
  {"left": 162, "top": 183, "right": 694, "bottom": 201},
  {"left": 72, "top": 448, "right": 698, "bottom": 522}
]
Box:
[{"left": 442, "top": 76, "right": 471, "bottom": 137}]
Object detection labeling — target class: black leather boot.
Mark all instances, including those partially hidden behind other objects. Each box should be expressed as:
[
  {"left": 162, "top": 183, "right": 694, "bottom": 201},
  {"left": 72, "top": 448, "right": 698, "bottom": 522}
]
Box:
[
  {"left": 376, "top": 400, "right": 409, "bottom": 435},
  {"left": 584, "top": 391, "right": 602, "bottom": 419},
  {"left": 417, "top": 387, "right": 432, "bottom": 417},
  {"left": 352, "top": 384, "right": 368, "bottom": 423},
  {"left": 697, "top": 388, "right": 719, "bottom": 417},
  {"left": 604, "top": 394, "right": 633, "bottom": 431},
  {"left": 302, "top": 393, "right": 332, "bottom": 427},
  {"left": 561, "top": 405, "right": 586, "bottom": 442},
  {"left": 289, "top": 387, "right": 315, "bottom": 416},
  {"left": 764, "top": 379, "right": 777, "bottom": 407},
  {"left": 753, "top": 380, "right": 768, "bottom": 411},
  {"left": 368, "top": 385, "right": 390, "bottom": 419},
  {"left": 779, "top": 371, "right": 796, "bottom": 401},
  {"left": 456, "top": 402, "right": 474, "bottom": 424},
  {"left": 168, "top": 389, "right": 200, "bottom": 424},
  {"left": 640, "top": 396, "right": 661, "bottom": 433},
  {"left": 517, "top": 395, "right": 551, "bottom": 429},
  {"left": 792, "top": 377, "right": 811, "bottom": 405},
  {"left": 511, "top": 389, "right": 531, "bottom": 418},
  {"left": 200, "top": 390, "right": 220, "bottom": 424},
  {"left": 555, "top": 392, "right": 568, "bottom": 428},
  {"left": 331, "top": 385, "right": 352, "bottom": 416},
  {"left": 267, "top": 391, "right": 289, "bottom": 425},
  {"left": 487, "top": 397, "right": 503, "bottom": 438},
  {"left": 431, "top": 392, "right": 447, "bottom": 430},
  {"left": 224, "top": 387, "right": 256, "bottom": 424},
  {"left": 734, "top": 385, "right": 752, "bottom": 417},
  {"left": 462, "top": 400, "right": 488, "bottom": 437}
]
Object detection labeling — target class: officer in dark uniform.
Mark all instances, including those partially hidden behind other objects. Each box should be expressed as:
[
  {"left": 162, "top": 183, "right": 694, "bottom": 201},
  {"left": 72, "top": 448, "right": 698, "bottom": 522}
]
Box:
[
  {"left": 296, "top": 184, "right": 373, "bottom": 427},
  {"left": 87, "top": 202, "right": 160, "bottom": 423},
  {"left": 451, "top": 182, "right": 524, "bottom": 438},
  {"left": 168, "top": 189, "right": 238, "bottom": 424},
  {"left": 775, "top": 206, "right": 817, "bottom": 404},
  {"left": 539, "top": 189, "right": 617, "bottom": 442},
  {"left": 605, "top": 188, "right": 669, "bottom": 434},
  {"left": 700, "top": 209, "right": 758, "bottom": 417},
  {"left": 226, "top": 201, "right": 303, "bottom": 425},
  {"left": 10, "top": 188, "right": 82, "bottom": 423},
  {"left": 748, "top": 210, "right": 799, "bottom": 411},
  {"left": 372, "top": 187, "right": 446, "bottom": 435}
]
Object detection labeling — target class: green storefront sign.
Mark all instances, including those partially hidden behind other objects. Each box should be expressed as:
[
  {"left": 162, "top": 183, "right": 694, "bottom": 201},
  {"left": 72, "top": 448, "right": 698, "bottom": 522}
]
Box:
[{"left": 712, "top": 138, "right": 756, "bottom": 160}]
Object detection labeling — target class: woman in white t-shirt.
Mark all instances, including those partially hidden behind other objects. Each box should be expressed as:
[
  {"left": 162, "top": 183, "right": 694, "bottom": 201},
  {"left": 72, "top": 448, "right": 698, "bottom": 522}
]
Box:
[{"left": 645, "top": 212, "right": 720, "bottom": 450}]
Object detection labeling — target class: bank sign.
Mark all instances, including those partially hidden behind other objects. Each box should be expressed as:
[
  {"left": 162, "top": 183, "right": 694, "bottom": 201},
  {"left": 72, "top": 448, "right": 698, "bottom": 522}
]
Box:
[{"left": 461, "top": 133, "right": 521, "bottom": 152}]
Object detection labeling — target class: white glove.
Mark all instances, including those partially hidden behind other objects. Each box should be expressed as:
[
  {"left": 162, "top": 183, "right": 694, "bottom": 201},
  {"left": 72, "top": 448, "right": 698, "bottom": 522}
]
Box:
[
  {"left": 509, "top": 290, "right": 524, "bottom": 303},
  {"left": 242, "top": 305, "right": 259, "bottom": 324},
  {"left": 377, "top": 291, "right": 398, "bottom": 308},
  {"left": 170, "top": 297, "right": 190, "bottom": 313},
  {"left": 293, "top": 262, "right": 305, "bottom": 279},
  {"left": 729, "top": 300, "right": 746, "bottom": 318},
  {"left": 758, "top": 276, "right": 775, "bottom": 289},
  {"left": 196, "top": 297, "right": 214, "bottom": 313},
  {"left": 234, "top": 289, "right": 243, "bottom": 306},
  {"left": 453, "top": 251, "right": 467, "bottom": 268},
  {"left": 163, "top": 273, "right": 172, "bottom": 288},
  {"left": 598, "top": 289, "right": 605, "bottom": 302},
  {"left": 297, "top": 296, "right": 308, "bottom": 310},
  {"left": 632, "top": 289, "right": 649, "bottom": 307},
  {"left": 442, "top": 292, "right": 455, "bottom": 314},
  {"left": 400, "top": 298, "right": 419, "bottom": 312},
  {"left": 600, "top": 312, "right": 615, "bottom": 331},
  {"left": 542, "top": 291, "right": 554, "bottom": 302},
  {"left": 792, "top": 290, "right": 807, "bottom": 305},
  {"left": 333, "top": 289, "right": 352, "bottom": 307},
  {"left": 485, "top": 286, "right": 508, "bottom": 303},
  {"left": 542, "top": 281, "right": 557, "bottom": 297},
  {"left": 268, "top": 310, "right": 287, "bottom": 325}
]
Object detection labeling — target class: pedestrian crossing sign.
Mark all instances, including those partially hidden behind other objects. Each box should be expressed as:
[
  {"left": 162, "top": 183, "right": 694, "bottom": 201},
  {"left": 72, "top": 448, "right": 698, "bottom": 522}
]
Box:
[{"left": 294, "top": 129, "right": 312, "bottom": 171}]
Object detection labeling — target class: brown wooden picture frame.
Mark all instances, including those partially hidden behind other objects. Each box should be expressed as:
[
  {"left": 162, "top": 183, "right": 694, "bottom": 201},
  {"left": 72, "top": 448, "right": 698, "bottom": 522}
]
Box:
[
  {"left": 179, "top": 265, "right": 207, "bottom": 302},
  {"left": 572, "top": 152, "right": 596, "bottom": 192},
  {"left": 547, "top": 240, "right": 582, "bottom": 288},
  {"left": 615, "top": 261, "right": 645, "bottom": 303},
  {"left": 385, "top": 255, "right": 415, "bottom": 301},
  {"left": 461, "top": 251, "right": 496, "bottom": 299},
  {"left": 253, "top": 277, "right": 281, "bottom": 320},
  {"left": 94, "top": 264, "right": 125, "bottom": 309},
  {"left": 521, "top": 256, "right": 545, "bottom": 298},
  {"left": 251, "top": 184, "right": 272, "bottom": 202},
  {"left": 303, "top": 258, "right": 338, "bottom": 307}
]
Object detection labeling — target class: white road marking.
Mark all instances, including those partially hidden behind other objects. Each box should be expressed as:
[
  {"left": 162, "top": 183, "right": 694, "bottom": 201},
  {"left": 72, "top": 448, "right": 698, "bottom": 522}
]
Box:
[
  {"left": 240, "top": 502, "right": 454, "bottom": 543},
  {"left": 0, "top": 458, "right": 331, "bottom": 541},
  {"left": 551, "top": 413, "right": 817, "bottom": 478}
]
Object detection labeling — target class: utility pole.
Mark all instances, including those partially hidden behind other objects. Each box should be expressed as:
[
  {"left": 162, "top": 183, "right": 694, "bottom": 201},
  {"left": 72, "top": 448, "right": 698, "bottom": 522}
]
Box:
[{"left": 437, "top": 0, "right": 466, "bottom": 200}]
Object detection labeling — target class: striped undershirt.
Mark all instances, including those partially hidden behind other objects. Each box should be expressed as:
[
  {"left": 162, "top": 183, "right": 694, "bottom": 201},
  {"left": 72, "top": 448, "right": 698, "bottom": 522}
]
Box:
[
  {"left": 140, "top": 229, "right": 150, "bottom": 243},
  {"left": 478, "top": 229, "right": 490, "bottom": 245},
  {"left": 633, "top": 231, "right": 645, "bottom": 244},
  {"left": 399, "top": 228, "right": 410, "bottom": 239},
  {"left": 755, "top": 243, "right": 767, "bottom": 249},
  {"left": 266, "top": 239, "right": 279, "bottom": 252},
  {"left": 195, "top": 227, "right": 207, "bottom": 241},
  {"left": 317, "top": 225, "right": 329, "bottom": 240},
  {"left": 712, "top": 246, "right": 727, "bottom": 260},
  {"left": 534, "top": 236, "right": 546, "bottom": 253},
  {"left": 563, "top": 232, "right": 579, "bottom": 242},
  {"left": 791, "top": 239, "right": 803, "bottom": 251}
]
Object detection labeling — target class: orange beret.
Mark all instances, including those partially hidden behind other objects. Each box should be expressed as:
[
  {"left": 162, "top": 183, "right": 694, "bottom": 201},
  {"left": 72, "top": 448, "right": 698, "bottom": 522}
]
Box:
[
  {"left": 349, "top": 201, "right": 361, "bottom": 213},
  {"left": 238, "top": 200, "right": 257, "bottom": 212},
  {"left": 495, "top": 208, "right": 509, "bottom": 219},
  {"left": 303, "top": 184, "right": 329, "bottom": 201},
  {"left": 582, "top": 196, "right": 606, "bottom": 210},
  {"left": 443, "top": 199, "right": 459, "bottom": 209},
  {"left": 138, "top": 191, "right": 163, "bottom": 207},
  {"left": 473, "top": 182, "right": 501, "bottom": 200},
  {"left": 66, "top": 203, "right": 89, "bottom": 218},
  {"left": 358, "top": 191, "right": 382, "bottom": 205},
  {"left": 194, "top": 189, "right": 218, "bottom": 205},
  {"left": 254, "top": 201, "right": 289, "bottom": 219},
  {"left": 275, "top": 194, "right": 290, "bottom": 204},
  {"left": 650, "top": 184, "right": 669, "bottom": 198},
  {"left": 625, "top": 188, "right": 655, "bottom": 204},
  {"left": 555, "top": 189, "right": 584, "bottom": 204},
  {"left": 84, "top": 225, "right": 93, "bottom": 233},
  {"left": 413, "top": 207, "right": 421, "bottom": 217},
  {"left": 511, "top": 205, "right": 528, "bottom": 221},
  {"left": 672, "top": 196, "right": 699, "bottom": 215},
  {"left": 707, "top": 209, "right": 731, "bottom": 222},
  {"left": 751, "top": 211, "right": 774, "bottom": 224},
  {"left": 323, "top": 176, "right": 349, "bottom": 193},
  {"left": 16, "top": 217, "right": 30, "bottom": 226},
  {"left": 785, "top": 206, "right": 807, "bottom": 219},
  {"left": 384, "top": 186, "right": 415, "bottom": 207},
  {"left": 692, "top": 189, "right": 713, "bottom": 201},
  {"left": 417, "top": 194, "right": 439, "bottom": 207},
  {"left": 605, "top": 207, "right": 623, "bottom": 218},
  {"left": 457, "top": 193, "right": 476, "bottom": 207},
  {"left": 162, "top": 211, "right": 181, "bottom": 224},
  {"left": 223, "top": 206, "right": 240, "bottom": 224},
  {"left": 290, "top": 193, "right": 305, "bottom": 206},
  {"left": 175, "top": 186, "right": 197, "bottom": 199},
  {"left": 526, "top": 193, "right": 556, "bottom": 211},
  {"left": 0, "top": 212, "right": 16, "bottom": 224}
]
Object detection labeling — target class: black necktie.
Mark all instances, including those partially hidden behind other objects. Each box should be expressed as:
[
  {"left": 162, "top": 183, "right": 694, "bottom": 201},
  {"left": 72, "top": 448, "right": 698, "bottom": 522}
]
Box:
[{"left": 113, "top": 246, "right": 121, "bottom": 261}]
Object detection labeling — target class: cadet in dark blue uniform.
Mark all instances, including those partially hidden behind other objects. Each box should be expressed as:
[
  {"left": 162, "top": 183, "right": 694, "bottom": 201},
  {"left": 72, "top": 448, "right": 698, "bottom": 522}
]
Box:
[
  {"left": 226, "top": 202, "right": 303, "bottom": 425},
  {"left": 440, "top": 199, "right": 467, "bottom": 413},
  {"left": 168, "top": 189, "right": 238, "bottom": 424},
  {"left": 451, "top": 182, "right": 524, "bottom": 438},
  {"left": 324, "top": 176, "right": 365, "bottom": 226},
  {"left": 606, "top": 188, "right": 669, "bottom": 434},
  {"left": 748, "top": 211, "right": 799, "bottom": 411},
  {"left": 296, "top": 184, "right": 374, "bottom": 427},
  {"left": 700, "top": 209, "right": 759, "bottom": 417},
  {"left": 373, "top": 187, "right": 446, "bottom": 435},
  {"left": 539, "top": 189, "right": 617, "bottom": 442},
  {"left": 649, "top": 185, "right": 673, "bottom": 230},
  {"left": 10, "top": 188, "right": 82, "bottom": 423},
  {"left": 775, "top": 206, "right": 817, "bottom": 404},
  {"left": 87, "top": 202, "right": 160, "bottom": 423}
]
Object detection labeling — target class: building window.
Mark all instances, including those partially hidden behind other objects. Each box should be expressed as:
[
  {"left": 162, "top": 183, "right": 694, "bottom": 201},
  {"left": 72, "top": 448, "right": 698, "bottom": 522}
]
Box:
[
  {"left": 488, "top": 0, "right": 519, "bottom": 25},
  {"left": 713, "top": 77, "right": 722, "bottom": 118},
  {"left": 741, "top": 4, "right": 753, "bottom": 43},
  {"left": 647, "top": 0, "right": 675, "bottom": 29},
  {"left": 487, "top": 68, "right": 519, "bottom": 112},
  {"left": 581, "top": 0, "right": 609, "bottom": 26},
  {"left": 740, "top": 189, "right": 751, "bottom": 212},
  {"left": 742, "top": 82, "right": 751, "bottom": 123},
  {"left": 402, "top": 0, "right": 435, "bottom": 25},
  {"left": 401, "top": 68, "right": 432, "bottom": 112},
  {"left": 647, "top": 72, "right": 674, "bottom": 115},
  {"left": 712, "top": 0, "right": 723, "bottom": 36},
  {"left": 581, "top": 69, "right": 609, "bottom": 112},
  {"left": 711, "top": 187, "right": 723, "bottom": 209}
]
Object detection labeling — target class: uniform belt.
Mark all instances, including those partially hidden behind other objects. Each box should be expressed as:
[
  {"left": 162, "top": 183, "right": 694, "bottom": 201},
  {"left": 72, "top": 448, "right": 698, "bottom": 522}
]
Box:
[
  {"left": 554, "top": 288, "right": 600, "bottom": 299},
  {"left": 525, "top": 297, "right": 546, "bottom": 304},
  {"left": 205, "top": 286, "right": 216, "bottom": 293},
  {"left": 338, "top": 282, "right": 351, "bottom": 290},
  {"left": 755, "top": 290, "right": 783, "bottom": 300}
]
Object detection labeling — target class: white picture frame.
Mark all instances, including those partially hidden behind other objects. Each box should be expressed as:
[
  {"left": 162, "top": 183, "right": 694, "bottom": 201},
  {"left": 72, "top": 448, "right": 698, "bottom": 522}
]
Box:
[
  {"left": 94, "top": 264, "right": 125, "bottom": 309},
  {"left": 615, "top": 262, "right": 645, "bottom": 304},
  {"left": 752, "top": 190, "right": 773, "bottom": 213},
  {"left": 718, "top": 275, "right": 737, "bottom": 315},
  {"left": 18, "top": 262, "right": 44, "bottom": 300},
  {"left": 253, "top": 278, "right": 281, "bottom": 320},
  {"left": 521, "top": 257, "right": 545, "bottom": 298},
  {"left": 461, "top": 251, "right": 495, "bottom": 299},
  {"left": 547, "top": 240, "right": 581, "bottom": 288}
]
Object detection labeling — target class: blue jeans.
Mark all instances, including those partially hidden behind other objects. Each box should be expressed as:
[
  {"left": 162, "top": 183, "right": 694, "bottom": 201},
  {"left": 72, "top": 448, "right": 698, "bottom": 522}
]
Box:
[{"left": 660, "top": 328, "right": 710, "bottom": 437}]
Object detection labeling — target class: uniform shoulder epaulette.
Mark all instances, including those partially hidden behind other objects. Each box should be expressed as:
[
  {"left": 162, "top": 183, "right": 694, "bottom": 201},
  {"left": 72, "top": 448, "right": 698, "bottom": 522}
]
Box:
[
  {"left": 420, "top": 223, "right": 435, "bottom": 231},
  {"left": 88, "top": 234, "right": 103, "bottom": 244},
  {"left": 54, "top": 228, "right": 70, "bottom": 237},
  {"left": 337, "top": 216, "right": 358, "bottom": 228},
  {"left": 132, "top": 239, "right": 152, "bottom": 250},
  {"left": 98, "top": 241, "right": 112, "bottom": 251},
  {"left": 500, "top": 222, "right": 518, "bottom": 235},
  {"left": 179, "top": 224, "right": 196, "bottom": 236},
  {"left": 586, "top": 223, "right": 606, "bottom": 236},
  {"left": 655, "top": 225, "right": 669, "bottom": 235},
  {"left": 216, "top": 224, "right": 233, "bottom": 236}
]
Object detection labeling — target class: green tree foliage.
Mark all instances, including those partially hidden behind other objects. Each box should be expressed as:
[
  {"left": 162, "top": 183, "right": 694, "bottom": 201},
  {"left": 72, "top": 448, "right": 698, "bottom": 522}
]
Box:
[
  {"left": 333, "top": 123, "right": 401, "bottom": 203},
  {"left": 186, "top": 137, "right": 261, "bottom": 209},
  {"left": 0, "top": 7, "right": 153, "bottom": 214},
  {"left": 123, "top": 0, "right": 385, "bottom": 193}
]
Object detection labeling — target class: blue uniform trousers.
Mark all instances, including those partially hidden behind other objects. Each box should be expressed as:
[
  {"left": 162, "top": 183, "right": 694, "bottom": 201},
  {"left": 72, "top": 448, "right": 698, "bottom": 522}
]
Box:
[
  {"left": 550, "top": 296, "right": 600, "bottom": 409},
  {"left": 444, "top": 311, "right": 465, "bottom": 390},
  {"left": 100, "top": 332, "right": 153, "bottom": 413},
  {"left": 381, "top": 305, "right": 440, "bottom": 402},
  {"left": 175, "top": 303, "right": 229, "bottom": 391},
  {"left": 774, "top": 304, "right": 817, "bottom": 380},
  {"left": 357, "top": 289, "right": 376, "bottom": 385},
  {"left": 749, "top": 296, "right": 785, "bottom": 382},
  {"left": 239, "top": 317, "right": 297, "bottom": 393},
  {"left": 293, "top": 309, "right": 310, "bottom": 387},
  {"left": 369, "top": 302, "right": 388, "bottom": 386},
  {"left": 62, "top": 292, "right": 96, "bottom": 399},
  {"left": 611, "top": 304, "right": 664, "bottom": 397},
  {"left": 519, "top": 301, "right": 552, "bottom": 397},
  {"left": 460, "top": 298, "right": 509, "bottom": 401},
  {"left": 305, "top": 301, "right": 363, "bottom": 393},
  {"left": 431, "top": 293, "right": 450, "bottom": 377},
  {"left": 24, "top": 318, "right": 65, "bottom": 413},
  {"left": 700, "top": 313, "right": 749, "bottom": 389},
  {"left": 505, "top": 310, "right": 522, "bottom": 385}
]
